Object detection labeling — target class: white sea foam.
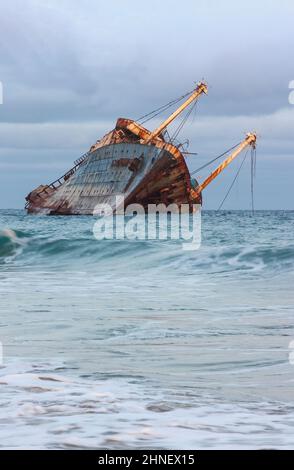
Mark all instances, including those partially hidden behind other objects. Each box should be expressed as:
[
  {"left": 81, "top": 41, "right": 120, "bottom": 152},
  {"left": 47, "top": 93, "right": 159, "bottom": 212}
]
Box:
[{"left": 1, "top": 360, "right": 294, "bottom": 450}]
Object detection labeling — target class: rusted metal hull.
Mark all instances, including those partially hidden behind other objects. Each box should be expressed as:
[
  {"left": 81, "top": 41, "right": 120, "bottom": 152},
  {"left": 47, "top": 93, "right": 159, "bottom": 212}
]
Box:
[{"left": 26, "top": 119, "right": 202, "bottom": 215}]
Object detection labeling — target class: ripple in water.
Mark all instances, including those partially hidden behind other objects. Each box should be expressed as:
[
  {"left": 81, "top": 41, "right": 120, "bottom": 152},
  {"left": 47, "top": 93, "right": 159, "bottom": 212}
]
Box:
[{"left": 0, "top": 210, "right": 294, "bottom": 449}]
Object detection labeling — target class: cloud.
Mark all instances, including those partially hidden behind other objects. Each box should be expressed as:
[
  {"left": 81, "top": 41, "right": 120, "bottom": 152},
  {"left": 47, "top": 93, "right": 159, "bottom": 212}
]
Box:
[
  {"left": 0, "top": 0, "right": 293, "bottom": 123},
  {"left": 0, "top": 0, "right": 293, "bottom": 208},
  {"left": 0, "top": 107, "right": 293, "bottom": 154}
]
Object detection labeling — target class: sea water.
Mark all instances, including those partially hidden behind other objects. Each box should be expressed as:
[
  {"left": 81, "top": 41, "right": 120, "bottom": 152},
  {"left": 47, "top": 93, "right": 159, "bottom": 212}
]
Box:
[{"left": 0, "top": 210, "right": 293, "bottom": 449}]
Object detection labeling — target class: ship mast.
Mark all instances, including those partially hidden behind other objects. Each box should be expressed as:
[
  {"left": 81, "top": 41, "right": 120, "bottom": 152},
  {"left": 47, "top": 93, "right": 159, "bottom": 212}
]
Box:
[
  {"left": 144, "top": 82, "right": 208, "bottom": 143},
  {"left": 192, "top": 132, "right": 257, "bottom": 197}
]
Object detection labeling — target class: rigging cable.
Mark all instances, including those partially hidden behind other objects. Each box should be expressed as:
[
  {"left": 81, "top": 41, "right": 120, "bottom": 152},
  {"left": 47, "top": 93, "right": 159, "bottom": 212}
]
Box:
[
  {"left": 190, "top": 141, "right": 242, "bottom": 176},
  {"left": 137, "top": 89, "right": 194, "bottom": 124},
  {"left": 170, "top": 100, "right": 198, "bottom": 142},
  {"left": 250, "top": 146, "right": 257, "bottom": 213},
  {"left": 217, "top": 150, "right": 249, "bottom": 211},
  {"left": 157, "top": 100, "right": 198, "bottom": 156}
]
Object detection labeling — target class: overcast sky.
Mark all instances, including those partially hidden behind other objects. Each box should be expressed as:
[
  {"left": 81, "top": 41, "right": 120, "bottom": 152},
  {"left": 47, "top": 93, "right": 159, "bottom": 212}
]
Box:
[{"left": 0, "top": 0, "right": 293, "bottom": 209}]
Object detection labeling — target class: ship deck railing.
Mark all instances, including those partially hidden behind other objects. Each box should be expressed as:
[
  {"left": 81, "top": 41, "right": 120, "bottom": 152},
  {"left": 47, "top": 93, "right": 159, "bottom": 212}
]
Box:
[{"left": 25, "top": 151, "right": 90, "bottom": 209}]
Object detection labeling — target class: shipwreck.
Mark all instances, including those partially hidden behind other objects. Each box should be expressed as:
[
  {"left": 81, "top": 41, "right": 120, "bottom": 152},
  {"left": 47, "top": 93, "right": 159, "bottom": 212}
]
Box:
[{"left": 25, "top": 82, "right": 257, "bottom": 215}]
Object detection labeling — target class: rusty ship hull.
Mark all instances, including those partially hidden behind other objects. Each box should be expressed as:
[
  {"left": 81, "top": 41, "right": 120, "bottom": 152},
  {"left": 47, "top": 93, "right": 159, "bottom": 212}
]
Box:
[
  {"left": 25, "top": 82, "right": 257, "bottom": 215},
  {"left": 26, "top": 118, "right": 202, "bottom": 215}
]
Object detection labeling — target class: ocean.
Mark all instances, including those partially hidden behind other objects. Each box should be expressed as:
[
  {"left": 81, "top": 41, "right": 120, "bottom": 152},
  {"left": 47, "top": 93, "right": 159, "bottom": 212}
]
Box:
[{"left": 0, "top": 209, "right": 293, "bottom": 449}]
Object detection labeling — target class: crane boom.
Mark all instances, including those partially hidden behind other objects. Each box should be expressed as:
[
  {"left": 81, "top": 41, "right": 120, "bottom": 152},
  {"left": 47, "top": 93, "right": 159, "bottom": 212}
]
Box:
[
  {"left": 144, "top": 82, "right": 208, "bottom": 144},
  {"left": 192, "top": 133, "right": 257, "bottom": 197}
]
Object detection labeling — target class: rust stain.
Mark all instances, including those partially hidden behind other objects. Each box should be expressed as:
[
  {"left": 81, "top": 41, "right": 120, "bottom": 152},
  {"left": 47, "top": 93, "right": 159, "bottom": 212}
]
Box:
[
  {"left": 25, "top": 83, "right": 209, "bottom": 215},
  {"left": 25, "top": 117, "right": 202, "bottom": 215}
]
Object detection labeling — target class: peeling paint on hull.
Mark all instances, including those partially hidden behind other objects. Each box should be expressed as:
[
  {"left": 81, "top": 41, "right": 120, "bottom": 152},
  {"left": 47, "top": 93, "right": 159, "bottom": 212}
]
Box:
[{"left": 25, "top": 118, "right": 201, "bottom": 215}]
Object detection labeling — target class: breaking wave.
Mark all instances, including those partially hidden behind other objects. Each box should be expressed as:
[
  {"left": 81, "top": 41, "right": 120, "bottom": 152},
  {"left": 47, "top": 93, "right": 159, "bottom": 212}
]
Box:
[
  {"left": 0, "top": 228, "right": 28, "bottom": 262},
  {"left": 1, "top": 221, "right": 294, "bottom": 275}
]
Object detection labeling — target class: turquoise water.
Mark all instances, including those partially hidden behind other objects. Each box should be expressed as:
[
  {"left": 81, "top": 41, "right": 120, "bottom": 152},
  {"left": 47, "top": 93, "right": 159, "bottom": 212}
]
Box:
[{"left": 0, "top": 210, "right": 294, "bottom": 449}]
